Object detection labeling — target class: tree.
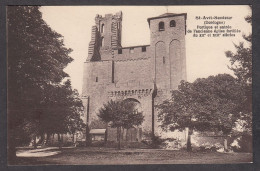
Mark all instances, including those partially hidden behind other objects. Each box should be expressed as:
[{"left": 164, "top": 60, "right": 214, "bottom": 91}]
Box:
[
  {"left": 225, "top": 6, "right": 252, "bottom": 135},
  {"left": 157, "top": 74, "right": 245, "bottom": 151},
  {"left": 224, "top": 6, "right": 252, "bottom": 151},
  {"left": 89, "top": 119, "right": 107, "bottom": 129},
  {"left": 38, "top": 80, "right": 85, "bottom": 147},
  {"left": 226, "top": 7, "right": 252, "bottom": 85},
  {"left": 7, "top": 6, "right": 78, "bottom": 161},
  {"left": 98, "top": 100, "right": 144, "bottom": 149},
  {"left": 61, "top": 81, "right": 86, "bottom": 144}
]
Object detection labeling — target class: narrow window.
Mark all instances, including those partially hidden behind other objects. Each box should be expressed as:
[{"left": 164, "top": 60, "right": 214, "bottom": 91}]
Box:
[
  {"left": 101, "top": 24, "right": 105, "bottom": 33},
  {"left": 96, "top": 77, "right": 98, "bottom": 82},
  {"left": 159, "top": 22, "right": 165, "bottom": 31},
  {"left": 101, "top": 37, "right": 104, "bottom": 47},
  {"left": 142, "top": 46, "right": 146, "bottom": 52},
  {"left": 170, "top": 20, "right": 176, "bottom": 27},
  {"left": 112, "top": 61, "right": 114, "bottom": 83},
  {"left": 163, "top": 56, "right": 165, "bottom": 64},
  {"left": 118, "top": 49, "right": 122, "bottom": 54},
  {"left": 130, "top": 48, "right": 134, "bottom": 54}
]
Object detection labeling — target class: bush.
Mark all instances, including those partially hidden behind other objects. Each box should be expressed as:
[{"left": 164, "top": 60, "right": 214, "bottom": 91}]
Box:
[
  {"left": 199, "top": 146, "right": 218, "bottom": 152},
  {"left": 75, "top": 141, "right": 85, "bottom": 147},
  {"left": 141, "top": 140, "right": 150, "bottom": 146},
  {"left": 198, "top": 143, "right": 223, "bottom": 152},
  {"left": 231, "top": 134, "right": 252, "bottom": 153},
  {"left": 150, "top": 135, "right": 165, "bottom": 149}
]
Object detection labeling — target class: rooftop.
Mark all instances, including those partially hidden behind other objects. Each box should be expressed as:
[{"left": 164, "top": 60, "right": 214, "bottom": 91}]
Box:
[
  {"left": 147, "top": 13, "right": 187, "bottom": 25},
  {"left": 158, "top": 13, "right": 178, "bottom": 17},
  {"left": 89, "top": 129, "right": 106, "bottom": 134}
]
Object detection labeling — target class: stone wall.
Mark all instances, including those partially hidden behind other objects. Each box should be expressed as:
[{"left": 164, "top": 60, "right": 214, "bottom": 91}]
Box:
[
  {"left": 114, "top": 58, "right": 153, "bottom": 89},
  {"left": 113, "top": 45, "right": 151, "bottom": 61},
  {"left": 82, "top": 61, "right": 112, "bottom": 122}
]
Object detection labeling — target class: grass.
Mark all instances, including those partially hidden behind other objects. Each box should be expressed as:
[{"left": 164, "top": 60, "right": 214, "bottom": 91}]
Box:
[{"left": 12, "top": 147, "right": 253, "bottom": 165}]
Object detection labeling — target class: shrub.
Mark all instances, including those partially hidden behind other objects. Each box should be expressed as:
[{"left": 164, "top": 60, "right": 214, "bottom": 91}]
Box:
[
  {"left": 150, "top": 135, "right": 165, "bottom": 149},
  {"left": 231, "top": 134, "right": 252, "bottom": 152}
]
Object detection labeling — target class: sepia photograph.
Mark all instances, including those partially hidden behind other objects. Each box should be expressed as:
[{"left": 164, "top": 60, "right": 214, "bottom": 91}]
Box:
[{"left": 6, "top": 5, "right": 252, "bottom": 165}]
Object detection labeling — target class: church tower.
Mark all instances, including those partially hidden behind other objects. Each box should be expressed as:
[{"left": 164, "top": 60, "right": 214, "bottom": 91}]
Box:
[
  {"left": 147, "top": 13, "right": 187, "bottom": 136},
  {"left": 148, "top": 13, "right": 187, "bottom": 90}
]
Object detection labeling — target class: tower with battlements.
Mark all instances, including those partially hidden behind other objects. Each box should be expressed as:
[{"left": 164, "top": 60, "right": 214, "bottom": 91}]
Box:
[{"left": 82, "top": 12, "right": 187, "bottom": 141}]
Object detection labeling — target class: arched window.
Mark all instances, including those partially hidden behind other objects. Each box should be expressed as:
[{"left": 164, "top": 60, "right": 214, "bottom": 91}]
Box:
[
  {"left": 101, "top": 37, "right": 104, "bottom": 47},
  {"left": 170, "top": 20, "right": 176, "bottom": 27},
  {"left": 101, "top": 24, "right": 105, "bottom": 33},
  {"left": 159, "top": 22, "right": 165, "bottom": 31}
]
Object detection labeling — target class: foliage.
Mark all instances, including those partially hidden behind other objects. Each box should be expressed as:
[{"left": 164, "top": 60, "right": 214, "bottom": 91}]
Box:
[
  {"left": 157, "top": 74, "right": 246, "bottom": 150},
  {"left": 231, "top": 134, "right": 252, "bottom": 153},
  {"left": 89, "top": 119, "right": 107, "bottom": 129},
  {"left": 98, "top": 100, "right": 144, "bottom": 149},
  {"left": 7, "top": 6, "right": 84, "bottom": 160},
  {"left": 225, "top": 7, "right": 252, "bottom": 136},
  {"left": 150, "top": 134, "right": 165, "bottom": 149},
  {"left": 39, "top": 80, "right": 85, "bottom": 135},
  {"left": 225, "top": 42, "right": 252, "bottom": 84},
  {"left": 141, "top": 133, "right": 165, "bottom": 149},
  {"left": 225, "top": 7, "right": 252, "bottom": 85},
  {"left": 98, "top": 100, "right": 144, "bottom": 130},
  {"left": 158, "top": 74, "right": 243, "bottom": 135}
]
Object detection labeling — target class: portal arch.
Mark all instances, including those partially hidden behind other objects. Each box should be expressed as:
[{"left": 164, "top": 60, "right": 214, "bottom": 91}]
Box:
[{"left": 123, "top": 98, "right": 142, "bottom": 113}]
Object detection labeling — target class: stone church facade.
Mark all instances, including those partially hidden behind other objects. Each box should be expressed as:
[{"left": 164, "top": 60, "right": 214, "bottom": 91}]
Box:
[{"left": 82, "top": 12, "right": 187, "bottom": 141}]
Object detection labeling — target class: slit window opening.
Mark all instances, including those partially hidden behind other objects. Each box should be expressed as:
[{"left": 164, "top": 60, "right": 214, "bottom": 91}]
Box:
[
  {"left": 142, "top": 46, "right": 146, "bottom": 52},
  {"left": 101, "top": 24, "right": 105, "bottom": 33}
]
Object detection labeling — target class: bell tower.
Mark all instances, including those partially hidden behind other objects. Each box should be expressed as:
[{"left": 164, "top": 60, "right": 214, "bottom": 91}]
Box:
[{"left": 148, "top": 13, "right": 187, "bottom": 90}]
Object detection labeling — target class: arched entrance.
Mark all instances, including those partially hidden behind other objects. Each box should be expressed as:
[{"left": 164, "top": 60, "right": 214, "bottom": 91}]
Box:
[
  {"left": 123, "top": 98, "right": 142, "bottom": 113},
  {"left": 107, "top": 89, "right": 154, "bottom": 141},
  {"left": 121, "top": 98, "right": 143, "bottom": 142}
]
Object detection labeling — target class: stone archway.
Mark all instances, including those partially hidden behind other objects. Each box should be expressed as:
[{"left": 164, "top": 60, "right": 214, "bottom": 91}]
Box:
[
  {"left": 107, "top": 88, "right": 154, "bottom": 141},
  {"left": 122, "top": 98, "right": 143, "bottom": 142},
  {"left": 123, "top": 98, "right": 142, "bottom": 112}
]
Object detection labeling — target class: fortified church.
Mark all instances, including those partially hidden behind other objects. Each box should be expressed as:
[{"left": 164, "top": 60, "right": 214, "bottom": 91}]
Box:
[{"left": 82, "top": 11, "right": 187, "bottom": 142}]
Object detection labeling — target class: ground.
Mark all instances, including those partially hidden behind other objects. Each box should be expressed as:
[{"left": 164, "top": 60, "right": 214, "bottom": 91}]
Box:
[{"left": 12, "top": 147, "right": 252, "bottom": 165}]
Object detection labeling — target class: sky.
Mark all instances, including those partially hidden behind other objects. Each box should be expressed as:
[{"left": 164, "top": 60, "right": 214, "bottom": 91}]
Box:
[{"left": 40, "top": 6, "right": 251, "bottom": 94}]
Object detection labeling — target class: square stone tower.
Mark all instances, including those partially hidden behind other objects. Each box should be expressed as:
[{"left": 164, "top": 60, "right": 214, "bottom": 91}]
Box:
[
  {"left": 147, "top": 13, "right": 187, "bottom": 137},
  {"left": 148, "top": 13, "right": 187, "bottom": 91}
]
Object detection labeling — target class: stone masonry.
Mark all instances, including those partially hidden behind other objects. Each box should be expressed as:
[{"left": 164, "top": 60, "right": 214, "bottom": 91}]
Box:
[{"left": 82, "top": 12, "right": 187, "bottom": 141}]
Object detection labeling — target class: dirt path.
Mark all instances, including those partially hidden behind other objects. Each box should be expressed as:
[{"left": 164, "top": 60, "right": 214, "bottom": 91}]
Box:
[{"left": 14, "top": 147, "right": 252, "bottom": 165}]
